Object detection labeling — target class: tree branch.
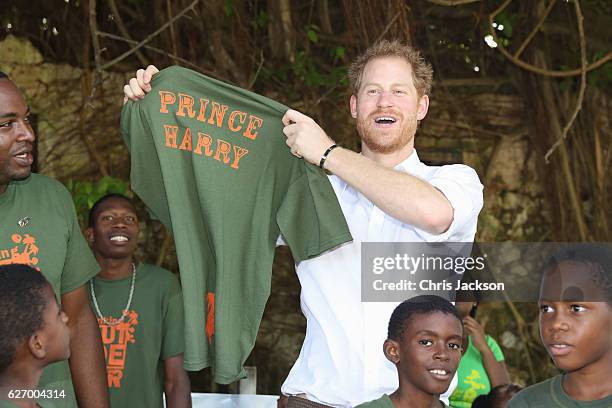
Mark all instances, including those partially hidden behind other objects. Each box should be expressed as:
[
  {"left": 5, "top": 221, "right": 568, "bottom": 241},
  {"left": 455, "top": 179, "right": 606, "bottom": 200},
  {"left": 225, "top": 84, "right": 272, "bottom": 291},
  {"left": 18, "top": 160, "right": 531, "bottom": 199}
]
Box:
[
  {"left": 106, "top": 0, "right": 148, "bottom": 66},
  {"left": 101, "top": 0, "right": 200, "bottom": 71},
  {"left": 514, "top": 0, "right": 555, "bottom": 59},
  {"left": 489, "top": 0, "right": 611, "bottom": 77},
  {"left": 544, "top": 0, "right": 588, "bottom": 163}
]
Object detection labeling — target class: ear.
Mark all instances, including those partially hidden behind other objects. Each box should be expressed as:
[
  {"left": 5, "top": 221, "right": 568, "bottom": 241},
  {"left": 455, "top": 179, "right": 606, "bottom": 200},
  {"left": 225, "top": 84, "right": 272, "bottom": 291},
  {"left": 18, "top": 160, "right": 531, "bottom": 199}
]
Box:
[
  {"left": 383, "top": 338, "right": 400, "bottom": 364},
  {"left": 28, "top": 333, "right": 46, "bottom": 360},
  {"left": 85, "top": 227, "right": 94, "bottom": 245},
  {"left": 416, "top": 94, "right": 429, "bottom": 121},
  {"left": 349, "top": 95, "right": 358, "bottom": 119}
]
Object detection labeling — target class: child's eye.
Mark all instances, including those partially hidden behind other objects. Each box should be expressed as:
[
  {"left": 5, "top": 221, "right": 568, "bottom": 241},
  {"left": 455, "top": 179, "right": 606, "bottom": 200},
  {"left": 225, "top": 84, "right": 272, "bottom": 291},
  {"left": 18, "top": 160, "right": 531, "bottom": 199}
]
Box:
[
  {"left": 124, "top": 216, "right": 136, "bottom": 224},
  {"left": 0, "top": 121, "right": 13, "bottom": 128},
  {"left": 418, "top": 339, "right": 433, "bottom": 346},
  {"left": 570, "top": 304, "right": 586, "bottom": 313},
  {"left": 539, "top": 304, "right": 553, "bottom": 313},
  {"left": 448, "top": 342, "right": 461, "bottom": 350}
]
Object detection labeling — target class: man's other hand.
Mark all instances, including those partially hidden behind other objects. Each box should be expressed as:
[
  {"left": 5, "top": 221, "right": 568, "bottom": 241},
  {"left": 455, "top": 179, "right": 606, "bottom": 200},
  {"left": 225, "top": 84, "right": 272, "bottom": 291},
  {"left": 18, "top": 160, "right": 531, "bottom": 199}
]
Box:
[
  {"left": 123, "top": 65, "right": 159, "bottom": 104},
  {"left": 282, "top": 109, "right": 335, "bottom": 166}
]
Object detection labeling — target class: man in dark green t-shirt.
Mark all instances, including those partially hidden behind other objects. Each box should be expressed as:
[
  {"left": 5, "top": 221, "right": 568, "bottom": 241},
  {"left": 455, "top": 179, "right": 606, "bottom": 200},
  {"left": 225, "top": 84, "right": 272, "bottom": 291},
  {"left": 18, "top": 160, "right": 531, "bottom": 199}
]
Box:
[
  {"left": 86, "top": 193, "right": 191, "bottom": 408},
  {"left": 120, "top": 66, "right": 352, "bottom": 383},
  {"left": 0, "top": 71, "right": 108, "bottom": 408},
  {"left": 508, "top": 245, "right": 612, "bottom": 407}
]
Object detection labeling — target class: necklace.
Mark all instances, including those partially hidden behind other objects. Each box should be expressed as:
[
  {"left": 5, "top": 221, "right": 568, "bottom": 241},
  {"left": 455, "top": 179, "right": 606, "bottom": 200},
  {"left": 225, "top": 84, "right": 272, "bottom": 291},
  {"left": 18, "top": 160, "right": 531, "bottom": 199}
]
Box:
[{"left": 90, "top": 263, "right": 136, "bottom": 326}]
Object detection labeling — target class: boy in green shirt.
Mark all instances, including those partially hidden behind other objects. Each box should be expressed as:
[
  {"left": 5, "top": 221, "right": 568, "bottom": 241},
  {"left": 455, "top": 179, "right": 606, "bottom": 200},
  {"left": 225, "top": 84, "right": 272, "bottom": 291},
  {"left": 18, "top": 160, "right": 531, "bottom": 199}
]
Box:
[
  {"left": 0, "top": 264, "right": 71, "bottom": 408},
  {"left": 508, "top": 244, "right": 612, "bottom": 407},
  {"left": 357, "top": 295, "right": 464, "bottom": 408},
  {"left": 86, "top": 194, "right": 191, "bottom": 408}
]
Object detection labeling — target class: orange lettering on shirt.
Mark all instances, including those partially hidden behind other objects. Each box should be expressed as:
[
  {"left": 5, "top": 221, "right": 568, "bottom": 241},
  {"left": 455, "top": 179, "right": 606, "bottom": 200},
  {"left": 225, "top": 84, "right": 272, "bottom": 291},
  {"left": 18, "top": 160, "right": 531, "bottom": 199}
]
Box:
[
  {"left": 243, "top": 115, "right": 263, "bottom": 140},
  {"left": 159, "top": 91, "right": 176, "bottom": 114},
  {"left": 196, "top": 98, "right": 210, "bottom": 122},
  {"left": 231, "top": 146, "right": 249, "bottom": 169},
  {"left": 0, "top": 234, "right": 40, "bottom": 266},
  {"left": 228, "top": 111, "right": 247, "bottom": 132},
  {"left": 208, "top": 102, "right": 228, "bottom": 128},
  {"left": 163, "top": 125, "right": 179, "bottom": 148},
  {"left": 176, "top": 93, "right": 196, "bottom": 118},
  {"left": 179, "top": 128, "right": 193, "bottom": 151},
  {"left": 214, "top": 139, "right": 231, "bottom": 164},
  {"left": 98, "top": 310, "right": 138, "bottom": 389},
  {"left": 194, "top": 133, "right": 213, "bottom": 156}
]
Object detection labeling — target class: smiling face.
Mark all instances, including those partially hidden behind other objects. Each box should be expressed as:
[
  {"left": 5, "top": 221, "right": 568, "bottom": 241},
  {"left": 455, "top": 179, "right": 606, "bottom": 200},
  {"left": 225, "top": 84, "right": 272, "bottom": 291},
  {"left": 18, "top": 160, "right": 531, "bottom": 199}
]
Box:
[
  {"left": 87, "top": 196, "right": 140, "bottom": 260},
  {"left": 385, "top": 311, "right": 463, "bottom": 397},
  {"left": 350, "top": 56, "right": 429, "bottom": 157},
  {"left": 539, "top": 262, "right": 612, "bottom": 374},
  {"left": 0, "top": 79, "right": 35, "bottom": 193}
]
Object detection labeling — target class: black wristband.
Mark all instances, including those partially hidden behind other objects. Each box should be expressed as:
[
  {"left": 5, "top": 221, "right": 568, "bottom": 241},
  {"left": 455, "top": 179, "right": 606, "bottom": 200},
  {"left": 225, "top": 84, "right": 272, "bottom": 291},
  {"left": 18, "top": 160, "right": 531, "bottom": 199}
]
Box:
[{"left": 319, "top": 144, "right": 339, "bottom": 169}]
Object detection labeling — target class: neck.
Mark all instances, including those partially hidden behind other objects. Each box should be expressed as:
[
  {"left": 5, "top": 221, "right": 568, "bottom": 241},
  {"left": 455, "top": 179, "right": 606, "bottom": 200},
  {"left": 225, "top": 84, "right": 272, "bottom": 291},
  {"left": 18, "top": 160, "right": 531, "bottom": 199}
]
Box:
[
  {"left": 0, "top": 361, "right": 43, "bottom": 407},
  {"left": 390, "top": 382, "right": 441, "bottom": 408},
  {"left": 361, "top": 143, "right": 414, "bottom": 169},
  {"left": 562, "top": 353, "right": 612, "bottom": 400},
  {"left": 94, "top": 255, "right": 134, "bottom": 280}
]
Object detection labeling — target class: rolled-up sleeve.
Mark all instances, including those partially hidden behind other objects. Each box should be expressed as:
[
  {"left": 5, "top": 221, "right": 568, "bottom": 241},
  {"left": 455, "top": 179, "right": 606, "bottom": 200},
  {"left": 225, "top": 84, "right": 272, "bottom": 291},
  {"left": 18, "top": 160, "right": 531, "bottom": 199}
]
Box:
[{"left": 415, "top": 164, "right": 483, "bottom": 242}]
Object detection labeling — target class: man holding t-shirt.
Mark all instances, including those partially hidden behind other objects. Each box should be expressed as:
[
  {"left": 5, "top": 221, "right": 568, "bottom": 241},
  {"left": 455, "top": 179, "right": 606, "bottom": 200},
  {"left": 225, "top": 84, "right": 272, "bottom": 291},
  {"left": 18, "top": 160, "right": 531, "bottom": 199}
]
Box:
[
  {"left": 0, "top": 71, "right": 108, "bottom": 407},
  {"left": 124, "top": 40, "right": 483, "bottom": 408}
]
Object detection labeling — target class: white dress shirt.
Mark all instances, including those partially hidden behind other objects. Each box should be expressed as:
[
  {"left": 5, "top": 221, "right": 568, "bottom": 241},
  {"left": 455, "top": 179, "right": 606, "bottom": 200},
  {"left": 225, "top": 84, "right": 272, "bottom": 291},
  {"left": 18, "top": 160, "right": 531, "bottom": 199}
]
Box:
[{"left": 280, "top": 150, "right": 484, "bottom": 407}]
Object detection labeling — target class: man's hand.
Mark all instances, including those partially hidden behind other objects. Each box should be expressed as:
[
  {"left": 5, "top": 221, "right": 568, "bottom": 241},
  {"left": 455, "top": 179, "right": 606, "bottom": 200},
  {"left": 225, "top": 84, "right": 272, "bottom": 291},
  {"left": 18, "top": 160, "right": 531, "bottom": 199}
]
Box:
[
  {"left": 123, "top": 65, "right": 159, "bottom": 104},
  {"left": 282, "top": 109, "right": 335, "bottom": 165}
]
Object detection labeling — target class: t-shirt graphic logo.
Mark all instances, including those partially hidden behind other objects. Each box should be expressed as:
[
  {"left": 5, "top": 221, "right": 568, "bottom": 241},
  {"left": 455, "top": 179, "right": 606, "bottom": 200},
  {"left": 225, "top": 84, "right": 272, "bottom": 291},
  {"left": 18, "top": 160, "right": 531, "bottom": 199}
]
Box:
[
  {"left": 98, "top": 310, "right": 139, "bottom": 388},
  {"left": 462, "top": 369, "right": 486, "bottom": 401},
  {"left": 0, "top": 233, "right": 39, "bottom": 266}
]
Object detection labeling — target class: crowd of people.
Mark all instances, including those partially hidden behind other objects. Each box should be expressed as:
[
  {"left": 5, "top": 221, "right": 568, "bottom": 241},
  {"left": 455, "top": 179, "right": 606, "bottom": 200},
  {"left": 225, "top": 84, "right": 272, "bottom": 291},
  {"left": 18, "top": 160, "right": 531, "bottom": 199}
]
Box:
[{"left": 0, "top": 40, "right": 611, "bottom": 408}]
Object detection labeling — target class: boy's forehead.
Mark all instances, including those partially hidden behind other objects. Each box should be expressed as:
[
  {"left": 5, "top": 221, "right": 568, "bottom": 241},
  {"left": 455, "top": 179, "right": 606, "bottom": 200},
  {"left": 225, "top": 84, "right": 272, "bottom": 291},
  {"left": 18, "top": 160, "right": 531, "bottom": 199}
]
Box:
[
  {"left": 540, "top": 261, "right": 607, "bottom": 302},
  {"left": 403, "top": 311, "right": 462, "bottom": 338},
  {"left": 97, "top": 197, "right": 136, "bottom": 214}
]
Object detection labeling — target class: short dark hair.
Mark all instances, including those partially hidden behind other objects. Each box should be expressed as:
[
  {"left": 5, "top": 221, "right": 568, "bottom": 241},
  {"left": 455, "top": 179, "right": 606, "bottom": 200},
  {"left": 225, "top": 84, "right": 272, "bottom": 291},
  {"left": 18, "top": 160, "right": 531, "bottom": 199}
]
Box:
[
  {"left": 88, "top": 193, "right": 135, "bottom": 228},
  {"left": 543, "top": 244, "right": 612, "bottom": 303},
  {"left": 0, "top": 264, "right": 51, "bottom": 373},
  {"left": 388, "top": 295, "right": 462, "bottom": 341},
  {"left": 0, "top": 71, "right": 8, "bottom": 79}
]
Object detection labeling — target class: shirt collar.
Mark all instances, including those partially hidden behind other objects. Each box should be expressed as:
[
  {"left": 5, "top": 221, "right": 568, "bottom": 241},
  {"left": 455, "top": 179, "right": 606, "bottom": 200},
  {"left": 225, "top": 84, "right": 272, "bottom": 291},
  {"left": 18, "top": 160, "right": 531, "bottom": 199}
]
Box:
[{"left": 393, "top": 149, "right": 422, "bottom": 174}]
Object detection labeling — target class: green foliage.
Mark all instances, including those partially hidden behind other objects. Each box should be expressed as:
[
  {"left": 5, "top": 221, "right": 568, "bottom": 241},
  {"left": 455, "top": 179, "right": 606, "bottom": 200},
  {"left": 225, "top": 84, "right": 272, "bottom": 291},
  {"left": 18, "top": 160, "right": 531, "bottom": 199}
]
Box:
[
  {"left": 306, "top": 24, "right": 319, "bottom": 44},
  {"left": 224, "top": 0, "right": 233, "bottom": 17},
  {"left": 66, "top": 176, "right": 130, "bottom": 226}
]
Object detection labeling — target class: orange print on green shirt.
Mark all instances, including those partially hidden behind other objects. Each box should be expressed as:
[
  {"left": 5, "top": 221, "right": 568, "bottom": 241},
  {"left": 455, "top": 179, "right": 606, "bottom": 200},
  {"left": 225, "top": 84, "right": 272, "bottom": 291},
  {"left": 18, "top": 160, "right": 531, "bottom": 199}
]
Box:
[
  {"left": 98, "top": 310, "right": 139, "bottom": 388},
  {"left": 0, "top": 233, "right": 40, "bottom": 266}
]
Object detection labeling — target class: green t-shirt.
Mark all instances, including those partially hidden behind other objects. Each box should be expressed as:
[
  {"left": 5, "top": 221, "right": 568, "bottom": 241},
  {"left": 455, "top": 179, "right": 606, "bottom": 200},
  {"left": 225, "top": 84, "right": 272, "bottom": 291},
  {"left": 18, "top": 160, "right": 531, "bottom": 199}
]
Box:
[
  {"left": 0, "top": 174, "right": 99, "bottom": 408},
  {"left": 120, "top": 66, "right": 352, "bottom": 383},
  {"left": 508, "top": 375, "right": 612, "bottom": 408},
  {"left": 450, "top": 335, "right": 505, "bottom": 407},
  {"left": 356, "top": 394, "right": 449, "bottom": 408},
  {"left": 89, "top": 263, "right": 184, "bottom": 408},
  {"left": 0, "top": 401, "right": 20, "bottom": 408}
]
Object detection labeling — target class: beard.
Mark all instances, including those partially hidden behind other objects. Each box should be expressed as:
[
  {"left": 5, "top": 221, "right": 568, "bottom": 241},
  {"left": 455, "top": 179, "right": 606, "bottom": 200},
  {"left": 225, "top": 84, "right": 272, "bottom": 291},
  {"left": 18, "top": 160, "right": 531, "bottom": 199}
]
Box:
[{"left": 357, "top": 109, "right": 417, "bottom": 154}]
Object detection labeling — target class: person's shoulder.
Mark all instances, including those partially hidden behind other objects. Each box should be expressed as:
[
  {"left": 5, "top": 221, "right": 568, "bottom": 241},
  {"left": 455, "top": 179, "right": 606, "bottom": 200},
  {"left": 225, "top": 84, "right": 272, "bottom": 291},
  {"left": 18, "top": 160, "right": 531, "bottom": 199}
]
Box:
[
  {"left": 423, "top": 162, "right": 481, "bottom": 182},
  {"left": 507, "top": 377, "right": 557, "bottom": 407},
  {"left": 17, "top": 173, "right": 72, "bottom": 201},
  {"left": 139, "top": 263, "right": 181, "bottom": 287},
  {"left": 355, "top": 394, "right": 393, "bottom": 408}
]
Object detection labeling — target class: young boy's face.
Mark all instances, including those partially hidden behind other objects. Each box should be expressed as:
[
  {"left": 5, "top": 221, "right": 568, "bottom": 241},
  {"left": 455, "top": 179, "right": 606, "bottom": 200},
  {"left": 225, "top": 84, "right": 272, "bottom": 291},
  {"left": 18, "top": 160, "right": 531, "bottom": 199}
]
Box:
[
  {"left": 386, "top": 311, "right": 463, "bottom": 395},
  {"left": 539, "top": 261, "right": 612, "bottom": 373},
  {"left": 37, "top": 285, "right": 71, "bottom": 363},
  {"left": 87, "top": 197, "right": 140, "bottom": 259}
]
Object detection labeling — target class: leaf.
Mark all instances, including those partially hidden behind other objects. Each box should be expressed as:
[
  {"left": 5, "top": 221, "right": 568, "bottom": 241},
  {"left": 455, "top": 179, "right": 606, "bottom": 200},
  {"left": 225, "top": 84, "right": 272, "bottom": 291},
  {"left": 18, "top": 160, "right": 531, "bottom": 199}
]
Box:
[{"left": 307, "top": 29, "right": 318, "bottom": 43}]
